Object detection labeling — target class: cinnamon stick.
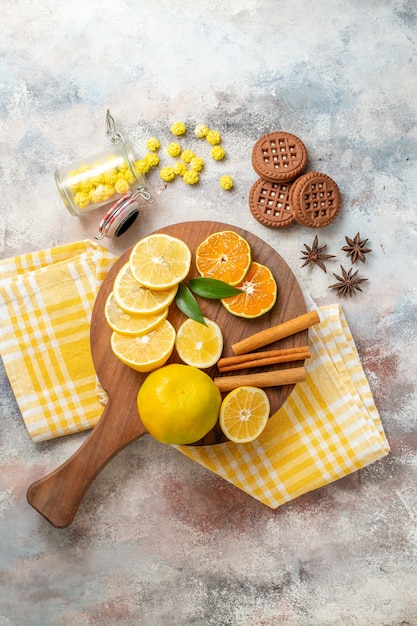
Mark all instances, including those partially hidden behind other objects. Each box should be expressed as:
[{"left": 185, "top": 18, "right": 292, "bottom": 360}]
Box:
[
  {"left": 232, "top": 310, "right": 320, "bottom": 356},
  {"left": 214, "top": 367, "right": 306, "bottom": 393},
  {"left": 218, "top": 345, "right": 310, "bottom": 372}
]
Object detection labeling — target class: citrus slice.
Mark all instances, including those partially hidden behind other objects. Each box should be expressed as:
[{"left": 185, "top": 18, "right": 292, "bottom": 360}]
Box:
[
  {"left": 105, "top": 291, "right": 168, "bottom": 336},
  {"left": 110, "top": 320, "right": 176, "bottom": 372},
  {"left": 113, "top": 263, "right": 177, "bottom": 315},
  {"left": 219, "top": 386, "right": 270, "bottom": 443},
  {"left": 221, "top": 261, "right": 277, "bottom": 318},
  {"left": 129, "top": 233, "right": 192, "bottom": 290},
  {"left": 175, "top": 317, "right": 223, "bottom": 369},
  {"left": 195, "top": 230, "right": 252, "bottom": 286}
]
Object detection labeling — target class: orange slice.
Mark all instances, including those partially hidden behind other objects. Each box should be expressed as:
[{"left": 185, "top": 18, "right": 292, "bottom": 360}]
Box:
[
  {"left": 104, "top": 291, "right": 168, "bottom": 336},
  {"left": 175, "top": 317, "right": 223, "bottom": 368},
  {"left": 113, "top": 263, "right": 177, "bottom": 315},
  {"left": 129, "top": 233, "right": 192, "bottom": 290},
  {"left": 195, "top": 230, "right": 252, "bottom": 286},
  {"left": 219, "top": 386, "right": 270, "bottom": 443},
  {"left": 110, "top": 320, "right": 176, "bottom": 372},
  {"left": 221, "top": 261, "right": 277, "bottom": 318}
]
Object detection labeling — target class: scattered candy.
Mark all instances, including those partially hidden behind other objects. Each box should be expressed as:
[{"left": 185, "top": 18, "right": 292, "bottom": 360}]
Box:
[
  {"left": 194, "top": 124, "right": 209, "bottom": 138},
  {"left": 220, "top": 175, "right": 234, "bottom": 190},
  {"left": 173, "top": 161, "right": 187, "bottom": 176},
  {"left": 210, "top": 146, "right": 225, "bottom": 161},
  {"left": 146, "top": 137, "right": 160, "bottom": 151},
  {"left": 145, "top": 153, "right": 159, "bottom": 168},
  {"left": 190, "top": 156, "right": 204, "bottom": 171},
  {"left": 171, "top": 121, "right": 187, "bottom": 136},
  {"left": 181, "top": 149, "right": 195, "bottom": 163},
  {"left": 166, "top": 142, "right": 182, "bottom": 157},
  {"left": 206, "top": 130, "right": 221, "bottom": 145},
  {"left": 160, "top": 166, "right": 176, "bottom": 182},
  {"left": 183, "top": 170, "right": 199, "bottom": 185}
]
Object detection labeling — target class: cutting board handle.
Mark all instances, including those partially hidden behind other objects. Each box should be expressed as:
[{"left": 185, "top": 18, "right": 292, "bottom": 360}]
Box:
[{"left": 26, "top": 398, "right": 147, "bottom": 527}]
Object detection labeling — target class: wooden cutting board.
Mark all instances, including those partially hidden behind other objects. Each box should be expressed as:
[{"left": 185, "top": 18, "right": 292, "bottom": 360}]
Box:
[{"left": 27, "top": 221, "right": 307, "bottom": 527}]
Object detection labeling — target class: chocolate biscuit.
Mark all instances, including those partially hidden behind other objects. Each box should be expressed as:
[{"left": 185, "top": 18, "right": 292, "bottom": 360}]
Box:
[
  {"left": 251, "top": 132, "right": 307, "bottom": 183},
  {"left": 249, "top": 177, "right": 295, "bottom": 228},
  {"left": 290, "top": 171, "right": 341, "bottom": 228}
]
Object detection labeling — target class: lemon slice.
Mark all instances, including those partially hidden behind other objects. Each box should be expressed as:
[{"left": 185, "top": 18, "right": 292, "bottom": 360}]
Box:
[
  {"left": 129, "top": 233, "right": 192, "bottom": 290},
  {"left": 105, "top": 291, "right": 168, "bottom": 336},
  {"left": 110, "top": 320, "right": 176, "bottom": 372},
  {"left": 175, "top": 317, "right": 223, "bottom": 369},
  {"left": 113, "top": 263, "right": 177, "bottom": 315},
  {"left": 219, "top": 386, "right": 270, "bottom": 443}
]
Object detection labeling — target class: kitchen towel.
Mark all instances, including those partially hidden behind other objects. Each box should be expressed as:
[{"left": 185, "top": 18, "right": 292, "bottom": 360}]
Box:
[
  {"left": 0, "top": 240, "right": 116, "bottom": 442},
  {"left": 178, "top": 304, "right": 390, "bottom": 507},
  {"left": 0, "top": 242, "right": 389, "bottom": 507}
]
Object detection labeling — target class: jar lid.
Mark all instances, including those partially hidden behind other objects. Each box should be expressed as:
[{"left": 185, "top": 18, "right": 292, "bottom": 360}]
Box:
[
  {"left": 95, "top": 187, "right": 152, "bottom": 239},
  {"left": 95, "top": 192, "right": 140, "bottom": 239}
]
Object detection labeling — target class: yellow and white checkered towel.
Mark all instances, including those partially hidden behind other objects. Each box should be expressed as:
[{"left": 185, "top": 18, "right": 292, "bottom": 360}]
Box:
[
  {"left": 0, "top": 240, "right": 116, "bottom": 442},
  {"left": 0, "top": 241, "right": 389, "bottom": 508},
  {"left": 178, "top": 304, "right": 390, "bottom": 507}
]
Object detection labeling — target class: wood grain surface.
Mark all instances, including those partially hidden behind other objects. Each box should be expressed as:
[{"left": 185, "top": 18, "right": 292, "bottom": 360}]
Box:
[{"left": 26, "top": 221, "right": 307, "bottom": 527}]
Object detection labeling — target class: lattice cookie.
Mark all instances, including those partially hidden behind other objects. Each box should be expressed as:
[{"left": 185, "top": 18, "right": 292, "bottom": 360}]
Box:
[
  {"left": 290, "top": 171, "right": 341, "bottom": 228},
  {"left": 249, "top": 177, "right": 295, "bottom": 228},
  {"left": 251, "top": 132, "right": 307, "bottom": 183}
]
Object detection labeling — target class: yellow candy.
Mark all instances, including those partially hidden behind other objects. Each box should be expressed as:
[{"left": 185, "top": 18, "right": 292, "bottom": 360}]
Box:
[
  {"left": 90, "top": 184, "right": 115, "bottom": 203},
  {"left": 219, "top": 175, "right": 234, "bottom": 190},
  {"left": 171, "top": 121, "right": 187, "bottom": 136},
  {"left": 135, "top": 159, "right": 151, "bottom": 174},
  {"left": 190, "top": 156, "right": 204, "bottom": 172},
  {"left": 118, "top": 169, "right": 135, "bottom": 184},
  {"left": 210, "top": 146, "right": 225, "bottom": 161},
  {"left": 103, "top": 169, "right": 119, "bottom": 185},
  {"left": 160, "top": 167, "right": 175, "bottom": 182},
  {"left": 183, "top": 170, "right": 199, "bottom": 185},
  {"left": 115, "top": 178, "right": 130, "bottom": 195},
  {"left": 194, "top": 124, "right": 209, "bottom": 138},
  {"left": 172, "top": 161, "right": 187, "bottom": 176},
  {"left": 181, "top": 149, "right": 194, "bottom": 163},
  {"left": 166, "top": 142, "right": 181, "bottom": 157},
  {"left": 145, "top": 153, "right": 159, "bottom": 167},
  {"left": 146, "top": 137, "right": 160, "bottom": 151},
  {"left": 74, "top": 192, "right": 90, "bottom": 209},
  {"left": 206, "top": 130, "right": 221, "bottom": 145}
]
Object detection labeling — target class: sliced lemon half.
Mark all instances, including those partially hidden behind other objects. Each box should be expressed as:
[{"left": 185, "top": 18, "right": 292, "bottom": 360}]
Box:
[
  {"left": 175, "top": 317, "right": 223, "bottom": 369},
  {"left": 219, "top": 386, "right": 270, "bottom": 443}
]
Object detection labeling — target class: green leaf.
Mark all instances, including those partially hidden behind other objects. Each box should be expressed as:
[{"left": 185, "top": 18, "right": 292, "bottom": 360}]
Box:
[
  {"left": 188, "top": 277, "right": 243, "bottom": 299},
  {"left": 175, "top": 283, "right": 207, "bottom": 325}
]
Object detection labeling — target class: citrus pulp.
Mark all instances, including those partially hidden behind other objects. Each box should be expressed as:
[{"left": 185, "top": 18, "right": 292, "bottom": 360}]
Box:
[
  {"left": 175, "top": 317, "right": 223, "bottom": 368},
  {"left": 129, "top": 233, "right": 192, "bottom": 290},
  {"left": 195, "top": 230, "right": 252, "bottom": 286},
  {"left": 219, "top": 386, "right": 270, "bottom": 443},
  {"left": 221, "top": 261, "right": 277, "bottom": 318}
]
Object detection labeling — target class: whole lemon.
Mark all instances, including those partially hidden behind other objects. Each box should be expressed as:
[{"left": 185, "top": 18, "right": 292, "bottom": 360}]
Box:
[{"left": 137, "top": 364, "right": 221, "bottom": 444}]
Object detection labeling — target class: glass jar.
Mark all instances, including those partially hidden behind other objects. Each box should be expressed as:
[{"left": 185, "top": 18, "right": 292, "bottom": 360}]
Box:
[{"left": 55, "top": 141, "right": 146, "bottom": 216}]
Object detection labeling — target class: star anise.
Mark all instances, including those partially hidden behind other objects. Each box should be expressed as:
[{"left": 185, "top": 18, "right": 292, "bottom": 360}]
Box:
[
  {"left": 342, "top": 232, "right": 372, "bottom": 264},
  {"left": 329, "top": 265, "right": 368, "bottom": 297},
  {"left": 300, "top": 235, "right": 335, "bottom": 272}
]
